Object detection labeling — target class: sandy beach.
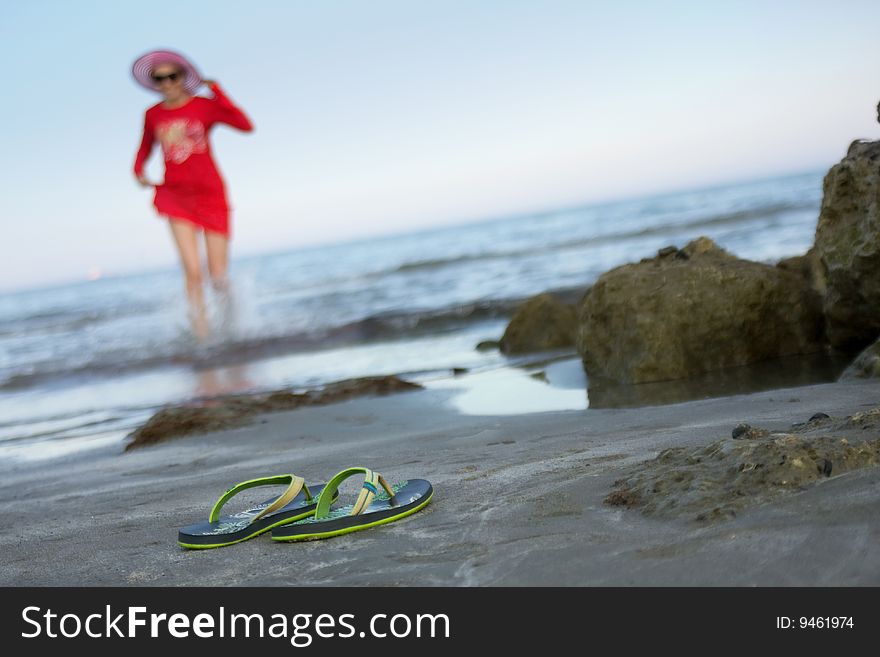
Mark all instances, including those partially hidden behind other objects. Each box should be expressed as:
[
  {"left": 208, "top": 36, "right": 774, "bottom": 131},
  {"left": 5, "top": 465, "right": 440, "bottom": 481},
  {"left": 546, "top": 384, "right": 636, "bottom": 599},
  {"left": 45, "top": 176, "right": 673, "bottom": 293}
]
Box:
[
  {"left": 2, "top": 372, "right": 879, "bottom": 587},
  {"left": 6, "top": 0, "right": 880, "bottom": 610}
]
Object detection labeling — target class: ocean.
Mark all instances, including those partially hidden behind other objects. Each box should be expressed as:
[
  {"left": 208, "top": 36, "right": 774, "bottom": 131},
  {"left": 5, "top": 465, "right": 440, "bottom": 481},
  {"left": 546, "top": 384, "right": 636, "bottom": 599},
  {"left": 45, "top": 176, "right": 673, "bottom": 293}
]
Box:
[{"left": 0, "top": 170, "right": 829, "bottom": 462}]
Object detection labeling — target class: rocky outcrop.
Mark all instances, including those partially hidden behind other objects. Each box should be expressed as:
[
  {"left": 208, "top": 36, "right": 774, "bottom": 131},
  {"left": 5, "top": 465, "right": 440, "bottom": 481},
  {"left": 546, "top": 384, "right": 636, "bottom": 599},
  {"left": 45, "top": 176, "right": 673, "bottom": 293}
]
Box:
[
  {"left": 813, "top": 140, "right": 880, "bottom": 351},
  {"left": 605, "top": 407, "right": 880, "bottom": 522},
  {"left": 576, "top": 238, "right": 826, "bottom": 384},
  {"left": 126, "top": 376, "right": 422, "bottom": 450},
  {"left": 776, "top": 247, "right": 825, "bottom": 296},
  {"left": 500, "top": 293, "right": 577, "bottom": 354}
]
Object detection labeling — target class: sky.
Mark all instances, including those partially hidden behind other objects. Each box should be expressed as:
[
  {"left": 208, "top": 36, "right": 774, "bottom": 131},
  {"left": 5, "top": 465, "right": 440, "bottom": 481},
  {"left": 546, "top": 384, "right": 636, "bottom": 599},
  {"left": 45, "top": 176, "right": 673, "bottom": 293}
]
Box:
[{"left": 1, "top": 0, "right": 879, "bottom": 291}]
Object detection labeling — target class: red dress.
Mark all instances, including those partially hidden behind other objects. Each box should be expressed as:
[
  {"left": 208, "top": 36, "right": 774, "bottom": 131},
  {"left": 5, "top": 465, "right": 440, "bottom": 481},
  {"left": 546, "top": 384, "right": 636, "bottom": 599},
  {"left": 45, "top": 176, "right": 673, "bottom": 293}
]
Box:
[{"left": 133, "top": 83, "right": 253, "bottom": 236}]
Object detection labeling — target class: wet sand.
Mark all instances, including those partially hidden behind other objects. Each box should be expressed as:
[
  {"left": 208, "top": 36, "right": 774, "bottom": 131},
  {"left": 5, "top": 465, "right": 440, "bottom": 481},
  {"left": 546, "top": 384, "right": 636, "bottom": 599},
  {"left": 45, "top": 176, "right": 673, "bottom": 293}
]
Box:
[{"left": 1, "top": 375, "right": 879, "bottom": 586}]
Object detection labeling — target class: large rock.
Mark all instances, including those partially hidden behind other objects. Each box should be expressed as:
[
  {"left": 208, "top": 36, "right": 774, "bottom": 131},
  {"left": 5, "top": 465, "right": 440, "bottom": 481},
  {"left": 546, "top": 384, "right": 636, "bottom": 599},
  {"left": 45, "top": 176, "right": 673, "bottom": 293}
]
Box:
[
  {"left": 576, "top": 238, "right": 826, "bottom": 384},
  {"left": 500, "top": 293, "right": 577, "bottom": 354},
  {"left": 776, "top": 247, "right": 825, "bottom": 296},
  {"left": 813, "top": 140, "right": 880, "bottom": 351}
]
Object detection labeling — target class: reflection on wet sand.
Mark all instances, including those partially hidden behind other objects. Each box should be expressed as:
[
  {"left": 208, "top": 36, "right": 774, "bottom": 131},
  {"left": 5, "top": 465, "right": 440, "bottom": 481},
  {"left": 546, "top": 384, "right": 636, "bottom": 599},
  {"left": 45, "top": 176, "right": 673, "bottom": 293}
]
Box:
[
  {"left": 194, "top": 363, "right": 254, "bottom": 399},
  {"left": 587, "top": 351, "right": 854, "bottom": 409}
]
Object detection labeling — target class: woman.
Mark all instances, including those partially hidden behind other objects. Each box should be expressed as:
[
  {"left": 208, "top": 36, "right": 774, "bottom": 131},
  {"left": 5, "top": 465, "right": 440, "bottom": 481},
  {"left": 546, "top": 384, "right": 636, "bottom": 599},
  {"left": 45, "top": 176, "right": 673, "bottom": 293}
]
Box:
[{"left": 132, "top": 50, "right": 253, "bottom": 339}]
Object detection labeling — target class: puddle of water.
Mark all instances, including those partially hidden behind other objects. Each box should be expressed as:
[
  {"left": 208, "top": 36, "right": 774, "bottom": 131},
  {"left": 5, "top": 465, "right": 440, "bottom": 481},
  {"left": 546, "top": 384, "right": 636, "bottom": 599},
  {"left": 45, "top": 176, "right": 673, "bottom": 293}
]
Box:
[
  {"left": 424, "top": 350, "right": 853, "bottom": 416},
  {"left": 424, "top": 358, "right": 587, "bottom": 415}
]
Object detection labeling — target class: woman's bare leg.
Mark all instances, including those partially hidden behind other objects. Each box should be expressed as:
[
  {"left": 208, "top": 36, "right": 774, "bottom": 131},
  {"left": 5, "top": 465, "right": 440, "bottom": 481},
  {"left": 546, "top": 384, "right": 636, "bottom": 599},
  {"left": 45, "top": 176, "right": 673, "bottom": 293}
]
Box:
[
  {"left": 168, "top": 219, "right": 209, "bottom": 339},
  {"left": 205, "top": 229, "right": 236, "bottom": 331},
  {"left": 205, "top": 230, "right": 229, "bottom": 292}
]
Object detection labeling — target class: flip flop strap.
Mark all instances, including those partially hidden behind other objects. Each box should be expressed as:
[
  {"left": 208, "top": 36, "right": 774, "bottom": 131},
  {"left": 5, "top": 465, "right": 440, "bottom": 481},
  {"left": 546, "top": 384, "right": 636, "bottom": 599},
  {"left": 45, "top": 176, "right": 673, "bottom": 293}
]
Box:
[
  {"left": 351, "top": 471, "right": 394, "bottom": 516},
  {"left": 208, "top": 474, "right": 311, "bottom": 524},
  {"left": 314, "top": 467, "right": 396, "bottom": 520}
]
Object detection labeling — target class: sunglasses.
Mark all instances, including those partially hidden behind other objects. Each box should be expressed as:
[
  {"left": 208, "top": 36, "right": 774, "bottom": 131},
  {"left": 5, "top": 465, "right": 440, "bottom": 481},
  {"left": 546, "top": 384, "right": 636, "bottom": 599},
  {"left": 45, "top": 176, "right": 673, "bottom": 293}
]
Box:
[{"left": 151, "top": 71, "right": 182, "bottom": 84}]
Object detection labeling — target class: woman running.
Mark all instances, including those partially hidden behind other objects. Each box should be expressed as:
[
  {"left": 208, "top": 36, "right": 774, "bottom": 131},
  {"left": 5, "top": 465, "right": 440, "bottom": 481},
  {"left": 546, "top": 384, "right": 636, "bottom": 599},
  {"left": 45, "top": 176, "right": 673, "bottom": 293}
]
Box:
[{"left": 132, "top": 50, "right": 253, "bottom": 339}]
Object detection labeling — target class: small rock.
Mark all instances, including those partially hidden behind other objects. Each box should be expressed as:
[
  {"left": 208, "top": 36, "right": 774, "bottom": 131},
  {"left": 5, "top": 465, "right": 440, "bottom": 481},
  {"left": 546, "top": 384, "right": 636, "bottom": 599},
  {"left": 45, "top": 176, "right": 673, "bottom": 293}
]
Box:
[
  {"left": 819, "top": 459, "right": 833, "bottom": 476},
  {"left": 657, "top": 246, "right": 678, "bottom": 258},
  {"left": 732, "top": 423, "right": 770, "bottom": 440},
  {"left": 809, "top": 412, "right": 830, "bottom": 422},
  {"left": 604, "top": 488, "right": 640, "bottom": 508},
  {"left": 501, "top": 294, "right": 577, "bottom": 354},
  {"left": 475, "top": 340, "right": 500, "bottom": 352},
  {"left": 732, "top": 423, "right": 751, "bottom": 439}
]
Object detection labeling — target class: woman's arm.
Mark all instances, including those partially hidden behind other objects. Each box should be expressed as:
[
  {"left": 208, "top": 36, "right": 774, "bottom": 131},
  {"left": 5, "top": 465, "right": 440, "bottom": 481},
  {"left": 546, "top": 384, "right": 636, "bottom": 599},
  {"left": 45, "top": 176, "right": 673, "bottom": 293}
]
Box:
[
  {"left": 133, "top": 113, "right": 154, "bottom": 184},
  {"left": 206, "top": 81, "right": 254, "bottom": 132}
]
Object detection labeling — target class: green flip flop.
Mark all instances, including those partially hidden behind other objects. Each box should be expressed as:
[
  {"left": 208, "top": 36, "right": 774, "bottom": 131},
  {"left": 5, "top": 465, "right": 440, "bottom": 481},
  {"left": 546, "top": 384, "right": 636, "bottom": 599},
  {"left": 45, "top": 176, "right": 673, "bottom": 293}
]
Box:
[
  {"left": 271, "top": 466, "right": 433, "bottom": 542},
  {"left": 178, "top": 474, "right": 335, "bottom": 549}
]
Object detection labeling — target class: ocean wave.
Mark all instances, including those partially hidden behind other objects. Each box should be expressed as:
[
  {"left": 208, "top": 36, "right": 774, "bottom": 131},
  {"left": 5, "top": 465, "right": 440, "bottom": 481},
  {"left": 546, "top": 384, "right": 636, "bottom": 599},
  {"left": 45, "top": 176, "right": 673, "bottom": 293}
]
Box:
[
  {"left": 0, "top": 193, "right": 817, "bottom": 393},
  {"left": 0, "top": 287, "right": 584, "bottom": 392},
  {"left": 0, "top": 300, "right": 162, "bottom": 337},
  {"left": 395, "top": 254, "right": 478, "bottom": 273},
  {"left": 389, "top": 201, "right": 816, "bottom": 275},
  {"left": 0, "top": 414, "right": 140, "bottom": 444}
]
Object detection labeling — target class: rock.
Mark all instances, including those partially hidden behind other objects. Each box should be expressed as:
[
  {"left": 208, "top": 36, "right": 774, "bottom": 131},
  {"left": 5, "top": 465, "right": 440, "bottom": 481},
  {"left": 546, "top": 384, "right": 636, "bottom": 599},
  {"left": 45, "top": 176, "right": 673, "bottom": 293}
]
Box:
[
  {"left": 475, "top": 340, "right": 501, "bottom": 352},
  {"left": 576, "top": 237, "right": 826, "bottom": 384},
  {"left": 732, "top": 423, "right": 770, "bottom": 440},
  {"left": 680, "top": 236, "right": 734, "bottom": 258},
  {"left": 604, "top": 421, "right": 880, "bottom": 522},
  {"left": 846, "top": 407, "right": 880, "bottom": 428},
  {"left": 732, "top": 423, "right": 751, "bottom": 439},
  {"left": 776, "top": 248, "right": 825, "bottom": 295},
  {"left": 126, "top": 375, "right": 422, "bottom": 450},
  {"left": 500, "top": 293, "right": 578, "bottom": 354},
  {"left": 813, "top": 140, "right": 880, "bottom": 351},
  {"left": 604, "top": 488, "right": 641, "bottom": 508},
  {"left": 840, "top": 336, "right": 880, "bottom": 379},
  {"left": 791, "top": 411, "right": 831, "bottom": 429}
]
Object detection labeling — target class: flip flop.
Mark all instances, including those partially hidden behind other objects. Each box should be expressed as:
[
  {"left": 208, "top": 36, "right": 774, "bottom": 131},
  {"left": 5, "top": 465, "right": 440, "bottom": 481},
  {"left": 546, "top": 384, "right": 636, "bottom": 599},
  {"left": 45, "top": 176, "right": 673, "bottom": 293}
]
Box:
[
  {"left": 271, "top": 467, "right": 433, "bottom": 542},
  {"left": 178, "top": 474, "right": 335, "bottom": 549}
]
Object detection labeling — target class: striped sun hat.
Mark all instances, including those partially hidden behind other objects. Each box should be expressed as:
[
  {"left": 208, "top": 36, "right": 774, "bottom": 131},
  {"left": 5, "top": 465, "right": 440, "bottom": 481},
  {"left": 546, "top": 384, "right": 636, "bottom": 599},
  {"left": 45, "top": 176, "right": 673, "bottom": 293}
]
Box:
[{"left": 131, "top": 49, "right": 202, "bottom": 94}]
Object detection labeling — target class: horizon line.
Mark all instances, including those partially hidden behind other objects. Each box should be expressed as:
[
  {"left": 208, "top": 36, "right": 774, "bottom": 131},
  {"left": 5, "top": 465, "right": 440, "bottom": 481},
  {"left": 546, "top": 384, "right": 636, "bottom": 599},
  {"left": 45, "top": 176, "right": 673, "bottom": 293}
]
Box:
[{"left": 0, "top": 165, "right": 827, "bottom": 297}]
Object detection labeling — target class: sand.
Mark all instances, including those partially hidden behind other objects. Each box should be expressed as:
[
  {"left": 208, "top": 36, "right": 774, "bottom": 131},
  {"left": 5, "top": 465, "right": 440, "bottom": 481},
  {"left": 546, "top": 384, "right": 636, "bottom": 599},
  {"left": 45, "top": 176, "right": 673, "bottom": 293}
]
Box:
[{"left": 2, "top": 375, "right": 879, "bottom": 586}]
